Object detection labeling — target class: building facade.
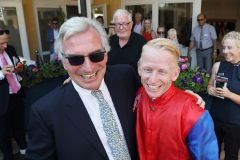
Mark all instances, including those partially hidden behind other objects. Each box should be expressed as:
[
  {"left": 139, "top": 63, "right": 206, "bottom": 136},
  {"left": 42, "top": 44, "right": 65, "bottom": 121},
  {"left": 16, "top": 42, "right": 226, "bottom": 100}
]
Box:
[{"left": 0, "top": 0, "right": 239, "bottom": 61}]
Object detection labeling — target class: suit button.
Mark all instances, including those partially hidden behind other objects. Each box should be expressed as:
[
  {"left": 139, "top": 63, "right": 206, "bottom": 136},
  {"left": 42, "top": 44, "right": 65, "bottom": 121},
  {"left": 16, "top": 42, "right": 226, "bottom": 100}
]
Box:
[{"left": 151, "top": 106, "right": 155, "bottom": 111}]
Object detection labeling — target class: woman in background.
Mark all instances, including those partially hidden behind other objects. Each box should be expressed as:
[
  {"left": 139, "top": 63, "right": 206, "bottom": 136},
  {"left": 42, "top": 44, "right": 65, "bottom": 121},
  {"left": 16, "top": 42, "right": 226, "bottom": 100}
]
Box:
[
  {"left": 208, "top": 31, "right": 240, "bottom": 160},
  {"left": 141, "top": 18, "right": 156, "bottom": 41},
  {"left": 167, "top": 28, "right": 180, "bottom": 49}
]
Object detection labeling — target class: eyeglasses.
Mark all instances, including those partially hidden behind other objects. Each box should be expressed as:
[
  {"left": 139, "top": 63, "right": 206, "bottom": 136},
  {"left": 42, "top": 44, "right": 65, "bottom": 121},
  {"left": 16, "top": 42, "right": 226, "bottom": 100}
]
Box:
[
  {"left": 52, "top": 22, "right": 58, "bottom": 25},
  {"left": 114, "top": 21, "right": 131, "bottom": 28},
  {"left": 157, "top": 31, "right": 165, "bottom": 34},
  {"left": 0, "top": 30, "right": 10, "bottom": 35},
  {"left": 197, "top": 19, "right": 204, "bottom": 22},
  {"left": 61, "top": 51, "right": 106, "bottom": 66}
]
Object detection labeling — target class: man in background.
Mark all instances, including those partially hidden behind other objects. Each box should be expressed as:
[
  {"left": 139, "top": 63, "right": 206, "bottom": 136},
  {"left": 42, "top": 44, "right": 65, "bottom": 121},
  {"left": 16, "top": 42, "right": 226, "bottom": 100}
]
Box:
[
  {"left": 156, "top": 26, "right": 166, "bottom": 38},
  {"left": 46, "top": 17, "right": 59, "bottom": 61},
  {"left": 132, "top": 12, "right": 143, "bottom": 34},
  {"left": 108, "top": 9, "right": 146, "bottom": 73},
  {"left": 188, "top": 13, "right": 217, "bottom": 72}
]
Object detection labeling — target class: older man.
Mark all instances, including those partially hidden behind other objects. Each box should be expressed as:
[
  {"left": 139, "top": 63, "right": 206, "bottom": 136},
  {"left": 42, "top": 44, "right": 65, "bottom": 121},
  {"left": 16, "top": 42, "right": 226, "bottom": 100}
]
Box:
[
  {"left": 0, "top": 27, "right": 27, "bottom": 160},
  {"left": 26, "top": 17, "right": 139, "bottom": 160},
  {"left": 107, "top": 9, "right": 147, "bottom": 73},
  {"left": 135, "top": 38, "right": 218, "bottom": 159}
]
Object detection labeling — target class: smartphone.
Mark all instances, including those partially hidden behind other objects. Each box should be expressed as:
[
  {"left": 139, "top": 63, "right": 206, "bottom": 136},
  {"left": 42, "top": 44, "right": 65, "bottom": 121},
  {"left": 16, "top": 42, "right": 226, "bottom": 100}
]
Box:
[{"left": 214, "top": 76, "right": 228, "bottom": 88}]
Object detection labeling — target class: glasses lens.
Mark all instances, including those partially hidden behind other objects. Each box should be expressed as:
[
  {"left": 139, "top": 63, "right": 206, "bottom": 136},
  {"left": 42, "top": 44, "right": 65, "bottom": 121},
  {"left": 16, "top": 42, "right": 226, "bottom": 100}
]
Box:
[
  {"left": 5, "top": 30, "right": 9, "bottom": 34},
  {"left": 64, "top": 51, "right": 105, "bottom": 66},
  {"left": 158, "top": 31, "right": 165, "bottom": 34},
  {"left": 115, "top": 22, "right": 131, "bottom": 28},
  {"left": 0, "top": 30, "right": 9, "bottom": 35},
  {"left": 67, "top": 56, "right": 85, "bottom": 66},
  {"left": 89, "top": 51, "right": 105, "bottom": 63},
  {"left": 197, "top": 19, "right": 203, "bottom": 21}
]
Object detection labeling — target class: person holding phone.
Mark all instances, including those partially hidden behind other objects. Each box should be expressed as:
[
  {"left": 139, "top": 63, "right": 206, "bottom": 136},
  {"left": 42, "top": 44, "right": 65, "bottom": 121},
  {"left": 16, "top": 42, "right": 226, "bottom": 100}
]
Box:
[
  {"left": 0, "top": 26, "right": 27, "bottom": 160},
  {"left": 207, "top": 31, "right": 240, "bottom": 159}
]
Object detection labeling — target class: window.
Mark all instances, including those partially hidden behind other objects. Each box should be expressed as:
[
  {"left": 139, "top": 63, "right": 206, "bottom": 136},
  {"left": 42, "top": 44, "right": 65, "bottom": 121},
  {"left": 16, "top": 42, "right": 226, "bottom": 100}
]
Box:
[
  {"left": 37, "top": 8, "right": 60, "bottom": 52},
  {"left": 0, "top": 7, "right": 23, "bottom": 57},
  {"left": 158, "top": 3, "right": 192, "bottom": 46},
  {"left": 126, "top": 4, "right": 152, "bottom": 19}
]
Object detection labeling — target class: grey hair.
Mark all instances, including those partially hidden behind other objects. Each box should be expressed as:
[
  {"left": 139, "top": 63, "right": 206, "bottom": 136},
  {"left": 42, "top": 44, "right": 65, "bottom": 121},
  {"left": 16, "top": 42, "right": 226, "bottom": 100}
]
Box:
[
  {"left": 112, "top": 9, "right": 132, "bottom": 23},
  {"left": 167, "top": 28, "right": 177, "bottom": 37},
  {"left": 55, "top": 17, "right": 110, "bottom": 59},
  {"left": 222, "top": 31, "right": 240, "bottom": 48}
]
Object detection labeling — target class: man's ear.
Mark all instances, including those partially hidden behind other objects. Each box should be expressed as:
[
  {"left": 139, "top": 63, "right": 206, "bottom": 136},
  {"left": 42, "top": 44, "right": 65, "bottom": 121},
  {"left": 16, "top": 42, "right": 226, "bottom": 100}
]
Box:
[
  {"left": 62, "top": 59, "right": 68, "bottom": 71},
  {"left": 137, "top": 61, "right": 142, "bottom": 77},
  {"left": 172, "top": 66, "right": 180, "bottom": 81},
  {"left": 104, "top": 52, "right": 108, "bottom": 63}
]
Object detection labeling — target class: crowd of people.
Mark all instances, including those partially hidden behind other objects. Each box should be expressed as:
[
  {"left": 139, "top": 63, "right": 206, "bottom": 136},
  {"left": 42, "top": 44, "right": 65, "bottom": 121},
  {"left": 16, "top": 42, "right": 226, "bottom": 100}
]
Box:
[{"left": 0, "top": 8, "right": 240, "bottom": 160}]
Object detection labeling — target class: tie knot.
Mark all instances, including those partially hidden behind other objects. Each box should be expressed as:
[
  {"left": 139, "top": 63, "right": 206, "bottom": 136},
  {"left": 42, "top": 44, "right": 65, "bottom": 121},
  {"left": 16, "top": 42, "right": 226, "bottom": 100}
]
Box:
[{"left": 91, "top": 90, "right": 104, "bottom": 100}]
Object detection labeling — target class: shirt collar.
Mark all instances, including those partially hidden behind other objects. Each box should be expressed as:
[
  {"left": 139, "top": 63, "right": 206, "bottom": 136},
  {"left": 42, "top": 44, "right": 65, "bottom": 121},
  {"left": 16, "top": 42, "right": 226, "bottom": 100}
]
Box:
[{"left": 71, "top": 79, "right": 107, "bottom": 96}]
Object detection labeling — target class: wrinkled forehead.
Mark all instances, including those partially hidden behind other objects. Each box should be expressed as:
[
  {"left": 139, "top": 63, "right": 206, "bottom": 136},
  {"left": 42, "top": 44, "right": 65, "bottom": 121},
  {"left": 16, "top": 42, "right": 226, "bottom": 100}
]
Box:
[
  {"left": 197, "top": 15, "right": 205, "bottom": 19},
  {"left": 114, "top": 14, "right": 130, "bottom": 22}
]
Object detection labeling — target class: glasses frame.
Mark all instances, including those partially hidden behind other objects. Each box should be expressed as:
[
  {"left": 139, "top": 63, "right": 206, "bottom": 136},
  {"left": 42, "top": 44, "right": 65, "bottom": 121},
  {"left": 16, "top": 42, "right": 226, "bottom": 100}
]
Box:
[
  {"left": 197, "top": 18, "right": 204, "bottom": 22},
  {"left": 61, "top": 50, "right": 106, "bottom": 66},
  {"left": 114, "top": 21, "right": 132, "bottom": 29},
  {"left": 157, "top": 31, "right": 165, "bottom": 34}
]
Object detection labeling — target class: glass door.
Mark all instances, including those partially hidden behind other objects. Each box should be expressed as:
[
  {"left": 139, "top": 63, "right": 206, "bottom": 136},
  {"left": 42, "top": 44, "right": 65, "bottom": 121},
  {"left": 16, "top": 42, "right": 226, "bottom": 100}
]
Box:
[
  {"left": 0, "top": 0, "right": 30, "bottom": 59},
  {"left": 0, "top": 7, "right": 23, "bottom": 56},
  {"left": 123, "top": 0, "right": 202, "bottom": 67},
  {"left": 158, "top": 2, "right": 192, "bottom": 47},
  {"left": 37, "top": 7, "right": 60, "bottom": 53}
]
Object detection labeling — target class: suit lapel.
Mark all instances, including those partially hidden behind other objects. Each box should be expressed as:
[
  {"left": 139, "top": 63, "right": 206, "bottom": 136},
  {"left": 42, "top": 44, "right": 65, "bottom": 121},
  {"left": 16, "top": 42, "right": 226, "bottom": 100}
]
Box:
[{"left": 63, "top": 83, "right": 108, "bottom": 159}]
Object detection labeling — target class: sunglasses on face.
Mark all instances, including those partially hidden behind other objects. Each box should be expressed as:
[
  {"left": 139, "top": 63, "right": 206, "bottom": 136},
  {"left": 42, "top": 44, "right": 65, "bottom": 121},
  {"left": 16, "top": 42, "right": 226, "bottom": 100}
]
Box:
[
  {"left": 0, "top": 30, "right": 10, "bottom": 35},
  {"left": 157, "top": 31, "right": 165, "bottom": 34},
  {"left": 197, "top": 18, "right": 204, "bottom": 22},
  {"left": 53, "top": 22, "right": 58, "bottom": 25},
  {"left": 61, "top": 51, "right": 106, "bottom": 66}
]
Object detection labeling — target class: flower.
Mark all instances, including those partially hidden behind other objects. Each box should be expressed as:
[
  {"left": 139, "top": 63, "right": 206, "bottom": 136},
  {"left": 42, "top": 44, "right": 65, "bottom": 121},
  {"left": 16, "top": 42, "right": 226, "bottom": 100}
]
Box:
[
  {"left": 19, "top": 60, "right": 68, "bottom": 88},
  {"left": 174, "top": 57, "right": 210, "bottom": 93}
]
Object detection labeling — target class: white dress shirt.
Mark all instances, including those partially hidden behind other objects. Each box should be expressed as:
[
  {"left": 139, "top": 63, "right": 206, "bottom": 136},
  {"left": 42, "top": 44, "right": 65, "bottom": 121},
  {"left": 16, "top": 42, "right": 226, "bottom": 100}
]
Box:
[{"left": 72, "top": 80, "right": 127, "bottom": 160}]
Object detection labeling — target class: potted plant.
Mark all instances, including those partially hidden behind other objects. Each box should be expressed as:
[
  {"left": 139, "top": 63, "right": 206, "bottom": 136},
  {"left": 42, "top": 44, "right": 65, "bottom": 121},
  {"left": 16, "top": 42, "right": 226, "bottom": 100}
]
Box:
[
  {"left": 174, "top": 57, "right": 212, "bottom": 110},
  {"left": 20, "top": 60, "right": 67, "bottom": 88},
  {"left": 175, "top": 57, "right": 210, "bottom": 93}
]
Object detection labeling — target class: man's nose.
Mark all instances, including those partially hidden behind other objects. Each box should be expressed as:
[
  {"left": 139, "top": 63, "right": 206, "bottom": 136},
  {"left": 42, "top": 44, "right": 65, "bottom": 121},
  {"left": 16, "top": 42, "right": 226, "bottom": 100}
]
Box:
[
  {"left": 3, "top": 43, "right": 7, "bottom": 49},
  {"left": 81, "top": 57, "right": 94, "bottom": 71},
  {"left": 149, "top": 72, "right": 159, "bottom": 83}
]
